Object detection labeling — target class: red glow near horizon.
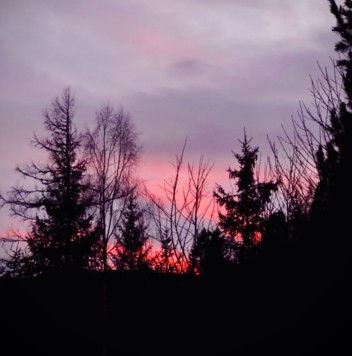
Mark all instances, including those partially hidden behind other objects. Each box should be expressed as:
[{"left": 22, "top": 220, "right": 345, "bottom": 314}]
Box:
[
  {"left": 0, "top": 148, "right": 249, "bottom": 272},
  {"left": 106, "top": 240, "right": 189, "bottom": 273},
  {"left": 139, "top": 155, "right": 222, "bottom": 223}
]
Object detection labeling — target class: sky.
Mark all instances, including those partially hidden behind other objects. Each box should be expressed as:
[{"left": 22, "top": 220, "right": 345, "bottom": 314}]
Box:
[{"left": 0, "top": 0, "right": 340, "bottom": 235}]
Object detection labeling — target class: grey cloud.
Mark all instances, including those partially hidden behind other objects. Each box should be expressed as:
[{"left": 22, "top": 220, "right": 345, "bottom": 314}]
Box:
[
  {"left": 0, "top": 0, "right": 341, "bottom": 232},
  {"left": 125, "top": 87, "right": 299, "bottom": 164},
  {"left": 169, "top": 58, "right": 204, "bottom": 76}
]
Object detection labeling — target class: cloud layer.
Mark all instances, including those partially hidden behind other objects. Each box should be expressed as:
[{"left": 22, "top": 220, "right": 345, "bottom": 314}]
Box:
[{"left": 0, "top": 0, "right": 339, "bottom": 231}]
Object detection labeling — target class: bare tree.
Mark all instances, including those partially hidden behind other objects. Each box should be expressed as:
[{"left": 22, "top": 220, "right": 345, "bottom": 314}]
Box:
[
  {"left": 267, "top": 60, "right": 343, "bottom": 237},
  {"left": 83, "top": 105, "right": 141, "bottom": 356},
  {"left": 265, "top": 0, "right": 352, "bottom": 275},
  {"left": 84, "top": 105, "right": 141, "bottom": 272},
  {"left": 145, "top": 138, "right": 215, "bottom": 273}
]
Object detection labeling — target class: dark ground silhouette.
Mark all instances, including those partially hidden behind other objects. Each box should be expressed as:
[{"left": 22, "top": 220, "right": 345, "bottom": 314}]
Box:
[{"left": 1, "top": 260, "right": 350, "bottom": 356}]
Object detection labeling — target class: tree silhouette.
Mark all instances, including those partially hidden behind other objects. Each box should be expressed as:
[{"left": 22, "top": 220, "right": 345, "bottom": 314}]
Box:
[
  {"left": 189, "top": 227, "right": 227, "bottom": 275},
  {"left": 214, "top": 130, "right": 277, "bottom": 263},
  {"left": 84, "top": 105, "right": 140, "bottom": 272},
  {"left": 309, "top": 0, "right": 352, "bottom": 262},
  {"left": 113, "top": 192, "right": 151, "bottom": 271},
  {"left": 0, "top": 88, "right": 99, "bottom": 274},
  {"left": 150, "top": 226, "right": 176, "bottom": 273},
  {"left": 145, "top": 138, "right": 215, "bottom": 273}
]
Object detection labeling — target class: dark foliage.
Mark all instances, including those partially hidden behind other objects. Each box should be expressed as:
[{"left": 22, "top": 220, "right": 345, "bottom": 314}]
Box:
[
  {"left": 309, "top": 0, "right": 352, "bottom": 266},
  {"left": 113, "top": 193, "right": 151, "bottom": 271},
  {"left": 0, "top": 88, "right": 99, "bottom": 275},
  {"left": 189, "top": 227, "right": 228, "bottom": 275},
  {"left": 214, "top": 131, "right": 278, "bottom": 263}
]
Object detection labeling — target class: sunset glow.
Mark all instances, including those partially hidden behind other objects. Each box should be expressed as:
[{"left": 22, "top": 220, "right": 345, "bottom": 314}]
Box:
[
  {"left": 1, "top": 2, "right": 349, "bottom": 355},
  {"left": 0, "top": 0, "right": 336, "bottom": 237}
]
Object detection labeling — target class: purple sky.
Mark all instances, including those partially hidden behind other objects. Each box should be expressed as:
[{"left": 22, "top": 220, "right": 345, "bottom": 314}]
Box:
[{"left": 0, "top": 0, "right": 340, "bottom": 234}]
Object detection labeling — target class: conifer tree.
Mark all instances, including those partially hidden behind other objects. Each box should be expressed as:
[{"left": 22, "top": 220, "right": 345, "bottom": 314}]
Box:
[
  {"left": 113, "top": 192, "right": 150, "bottom": 271},
  {"left": 189, "top": 227, "right": 226, "bottom": 275},
  {"left": 1, "top": 88, "right": 98, "bottom": 274},
  {"left": 214, "top": 131, "right": 277, "bottom": 263}
]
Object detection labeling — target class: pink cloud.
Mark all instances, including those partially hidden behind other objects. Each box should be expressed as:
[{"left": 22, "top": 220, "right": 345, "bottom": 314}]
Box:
[{"left": 131, "top": 28, "right": 202, "bottom": 63}]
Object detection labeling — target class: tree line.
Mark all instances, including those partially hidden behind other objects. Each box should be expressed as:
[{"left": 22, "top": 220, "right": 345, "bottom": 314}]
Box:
[{"left": 0, "top": 0, "right": 351, "bottom": 279}]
